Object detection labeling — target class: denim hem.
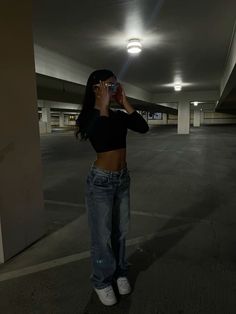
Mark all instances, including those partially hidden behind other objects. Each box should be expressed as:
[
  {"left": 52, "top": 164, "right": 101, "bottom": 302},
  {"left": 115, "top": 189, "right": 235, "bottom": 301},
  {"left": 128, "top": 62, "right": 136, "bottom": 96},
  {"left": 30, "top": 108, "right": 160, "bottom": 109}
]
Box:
[{"left": 93, "top": 283, "right": 113, "bottom": 290}]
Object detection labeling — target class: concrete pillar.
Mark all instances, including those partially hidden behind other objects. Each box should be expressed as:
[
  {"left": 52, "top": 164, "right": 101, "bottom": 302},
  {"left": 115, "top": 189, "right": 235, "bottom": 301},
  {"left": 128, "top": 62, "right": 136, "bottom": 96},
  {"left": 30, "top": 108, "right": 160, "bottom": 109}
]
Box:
[
  {"left": 162, "top": 113, "right": 168, "bottom": 125},
  {"left": 39, "top": 121, "right": 47, "bottom": 134},
  {"left": 178, "top": 101, "right": 190, "bottom": 134},
  {"left": 0, "top": 0, "right": 45, "bottom": 262},
  {"left": 59, "top": 112, "right": 65, "bottom": 127},
  {"left": 65, "top": 115, "right": 69, "bottom": 125},
  {"left": 193, "top": 108, "right": 201, "bottom": 127},
  {"left": 42, "top": 107, "right": 52, "bottom": 133}
]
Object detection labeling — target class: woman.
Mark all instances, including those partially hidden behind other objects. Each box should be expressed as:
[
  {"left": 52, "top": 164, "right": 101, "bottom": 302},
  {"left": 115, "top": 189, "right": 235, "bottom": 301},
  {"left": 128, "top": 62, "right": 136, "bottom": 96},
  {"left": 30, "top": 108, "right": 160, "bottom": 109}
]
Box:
[{"left": 75, "top": 69, "right": 149, "bottom": 306}]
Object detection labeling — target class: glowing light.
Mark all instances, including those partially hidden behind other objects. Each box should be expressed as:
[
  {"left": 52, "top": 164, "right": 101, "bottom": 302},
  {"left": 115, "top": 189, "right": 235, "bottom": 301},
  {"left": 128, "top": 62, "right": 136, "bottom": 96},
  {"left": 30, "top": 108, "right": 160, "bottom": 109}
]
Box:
[
  {"left": 127, "top": 39, "right": 142, "bottom": 54},
  {"left": 193, "top": 101, "right": 199, "bottom": 106},
  {"left": 174, "top": 83, "right": 182, "bottom": 91}
]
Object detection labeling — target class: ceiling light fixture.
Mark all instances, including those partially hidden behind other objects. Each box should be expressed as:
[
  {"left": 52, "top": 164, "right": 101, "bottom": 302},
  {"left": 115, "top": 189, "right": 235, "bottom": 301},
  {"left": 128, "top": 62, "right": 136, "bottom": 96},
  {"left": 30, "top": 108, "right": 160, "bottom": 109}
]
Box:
[
  {"left": 174, "top": 83, "right": 182, "bottom": 91},
  {"left": 127, "top": 39, "right": 142, "bottom": 54},
  {"left": 193, "top": 101, "right": 199, "bottom": 106}
]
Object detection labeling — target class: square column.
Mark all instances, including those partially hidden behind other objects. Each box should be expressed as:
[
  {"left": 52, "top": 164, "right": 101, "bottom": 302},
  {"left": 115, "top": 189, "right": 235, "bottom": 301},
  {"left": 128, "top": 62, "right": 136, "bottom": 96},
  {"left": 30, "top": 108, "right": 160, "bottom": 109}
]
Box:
[
  {"left": 65, "top": 115, "right": 69, "bottom": 125},
  {"left": 162, "top": 113, "right": 168, "bottom": 125},
  {"left": 42, "top": 107, "right": 52, "bottom": 133},
  {"left": 0, "top": 0, "right": 45, "bottom": 262},
  {"left": 178, "top": 101, "right": 190, "bottom": 134},
  {"left": 193, "top": 108, "right": 201, "bottom": 127},
  {"left": 59, "top": 112, "right": 65, "bottom": 127}
]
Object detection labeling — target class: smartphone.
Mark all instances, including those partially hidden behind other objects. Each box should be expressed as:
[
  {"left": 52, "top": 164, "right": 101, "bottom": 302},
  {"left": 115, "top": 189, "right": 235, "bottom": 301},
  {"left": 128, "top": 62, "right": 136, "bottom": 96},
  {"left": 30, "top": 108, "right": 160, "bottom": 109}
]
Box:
[{"left": 93, "top": 82, "right": 120, "bottom": 95}]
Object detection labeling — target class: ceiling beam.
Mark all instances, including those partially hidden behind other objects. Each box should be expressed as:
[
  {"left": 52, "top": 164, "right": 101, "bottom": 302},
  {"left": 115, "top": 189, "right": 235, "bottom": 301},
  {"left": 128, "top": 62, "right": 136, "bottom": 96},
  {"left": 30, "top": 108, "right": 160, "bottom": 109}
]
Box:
[{"left": 220, "top": 22, "right": 236, "bottom": 96}]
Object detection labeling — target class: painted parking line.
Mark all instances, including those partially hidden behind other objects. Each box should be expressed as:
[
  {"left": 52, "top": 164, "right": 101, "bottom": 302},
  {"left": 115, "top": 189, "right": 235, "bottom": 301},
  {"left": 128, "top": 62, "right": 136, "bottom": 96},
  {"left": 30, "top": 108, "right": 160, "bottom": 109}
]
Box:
[
  {"left": 131, "top": 210, "right": 211, "bottom": 224},
  {"left": 45, "top": 199, "right": 85, "bottom": 208},
  {"left": 44, "top": 199, "right": 211, "bottom": 224},
  {"left": 0, "top": 200, "right": 211, "bottom": 283},
  {"left": 0, "top": 223, "right": 195, "bottom": 283}
]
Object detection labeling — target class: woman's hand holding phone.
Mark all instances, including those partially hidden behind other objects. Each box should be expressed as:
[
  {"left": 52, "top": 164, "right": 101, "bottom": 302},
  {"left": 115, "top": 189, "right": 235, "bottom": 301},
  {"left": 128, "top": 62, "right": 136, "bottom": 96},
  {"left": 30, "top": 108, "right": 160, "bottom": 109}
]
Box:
[
  {"left": 94, "top": 81, "right": 110, "bottom": 116},
  {"left": 114, "top": 84, "right": 135, "bottom": 114}
]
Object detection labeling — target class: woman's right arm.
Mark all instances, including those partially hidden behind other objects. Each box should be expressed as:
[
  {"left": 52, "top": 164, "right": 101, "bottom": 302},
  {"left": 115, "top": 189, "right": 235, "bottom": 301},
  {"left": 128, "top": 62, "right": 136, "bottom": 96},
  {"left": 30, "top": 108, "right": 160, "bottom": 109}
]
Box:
[{"left": 94, "top": 81, "right": 110, "bottom": 117}]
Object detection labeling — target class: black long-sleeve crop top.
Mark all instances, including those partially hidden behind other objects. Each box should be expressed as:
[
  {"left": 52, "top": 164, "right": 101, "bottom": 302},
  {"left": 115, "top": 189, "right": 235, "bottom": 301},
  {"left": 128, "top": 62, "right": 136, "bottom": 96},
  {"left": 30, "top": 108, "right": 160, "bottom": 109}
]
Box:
[{"left": 85, "top": 108, "right": 149, "bottom": 153}]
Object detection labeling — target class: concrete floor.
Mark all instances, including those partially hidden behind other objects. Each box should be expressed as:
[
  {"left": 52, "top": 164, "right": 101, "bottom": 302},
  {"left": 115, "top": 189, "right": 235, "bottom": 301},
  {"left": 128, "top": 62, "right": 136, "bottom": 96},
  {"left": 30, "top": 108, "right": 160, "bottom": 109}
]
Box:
[{"left": 1, "top": 125, "right": 236, "bottom": 313}]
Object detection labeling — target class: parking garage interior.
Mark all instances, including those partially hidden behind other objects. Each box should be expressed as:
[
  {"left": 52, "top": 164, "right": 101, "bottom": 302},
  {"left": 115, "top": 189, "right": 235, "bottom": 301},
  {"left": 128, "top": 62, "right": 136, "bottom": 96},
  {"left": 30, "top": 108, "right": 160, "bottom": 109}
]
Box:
[{"left": 1, "top": 1, "right": 236, "bottom": 313}]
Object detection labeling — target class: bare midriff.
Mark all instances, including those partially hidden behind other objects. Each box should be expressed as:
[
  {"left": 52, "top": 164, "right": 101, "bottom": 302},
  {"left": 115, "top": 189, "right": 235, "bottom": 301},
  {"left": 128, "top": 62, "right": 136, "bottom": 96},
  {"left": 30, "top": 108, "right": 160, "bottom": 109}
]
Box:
[{"left": 94, "top": 148, "right": 127, "bottom": 171}]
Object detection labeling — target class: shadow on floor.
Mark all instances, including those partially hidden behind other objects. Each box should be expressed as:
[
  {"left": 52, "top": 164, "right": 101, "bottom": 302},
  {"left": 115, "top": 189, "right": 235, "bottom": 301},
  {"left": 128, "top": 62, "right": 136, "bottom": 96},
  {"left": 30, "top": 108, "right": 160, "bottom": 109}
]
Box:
[{"left": 82, "top": 188, "right": 220, "bottom": 314}]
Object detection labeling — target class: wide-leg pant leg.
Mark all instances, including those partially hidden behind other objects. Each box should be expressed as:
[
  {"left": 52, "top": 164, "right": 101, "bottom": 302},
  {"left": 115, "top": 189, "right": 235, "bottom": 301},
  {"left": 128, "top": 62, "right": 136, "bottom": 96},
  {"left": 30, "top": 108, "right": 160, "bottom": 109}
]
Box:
[
  {"left": 86, "top": 173, "right": 116, "bottom": 289},
  {"left": 111, "top": 173, "right": 130, "bottom": 278}
]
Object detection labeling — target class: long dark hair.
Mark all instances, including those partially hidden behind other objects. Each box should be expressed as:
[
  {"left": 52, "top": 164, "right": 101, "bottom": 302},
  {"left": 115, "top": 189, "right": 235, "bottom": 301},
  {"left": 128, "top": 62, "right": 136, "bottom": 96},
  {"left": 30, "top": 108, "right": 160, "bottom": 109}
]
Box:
[{"left": 75, "top": 69, "right": 115, "bottom": 140}]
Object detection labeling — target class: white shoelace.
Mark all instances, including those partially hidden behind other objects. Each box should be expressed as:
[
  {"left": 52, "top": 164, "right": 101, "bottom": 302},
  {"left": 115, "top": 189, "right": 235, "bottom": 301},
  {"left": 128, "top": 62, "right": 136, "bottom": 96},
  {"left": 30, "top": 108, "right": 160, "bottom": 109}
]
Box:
[{"left": 104, "top": 286, "right": 114, "bottom": 298}]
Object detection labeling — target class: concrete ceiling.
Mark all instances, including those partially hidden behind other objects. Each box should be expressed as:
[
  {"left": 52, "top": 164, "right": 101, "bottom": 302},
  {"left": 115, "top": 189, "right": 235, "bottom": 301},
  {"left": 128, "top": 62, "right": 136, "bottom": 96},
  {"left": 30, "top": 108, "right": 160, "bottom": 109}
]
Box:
[{"left": 33, "top": 0, "right": 236, "bottom": 94}]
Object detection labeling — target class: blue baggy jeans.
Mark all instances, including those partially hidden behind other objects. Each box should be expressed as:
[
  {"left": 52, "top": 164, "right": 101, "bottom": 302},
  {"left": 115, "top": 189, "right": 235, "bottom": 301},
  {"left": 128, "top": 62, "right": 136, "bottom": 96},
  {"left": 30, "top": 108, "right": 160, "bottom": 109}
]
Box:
[{"left": 85, "top": 164, "right": 130, "bottom": 289}]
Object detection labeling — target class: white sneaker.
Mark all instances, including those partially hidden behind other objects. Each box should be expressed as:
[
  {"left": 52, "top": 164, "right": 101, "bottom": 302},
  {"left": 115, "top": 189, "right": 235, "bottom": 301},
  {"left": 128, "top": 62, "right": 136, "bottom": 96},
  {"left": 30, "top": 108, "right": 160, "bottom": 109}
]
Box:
[
  {"left": 94, "top": 285, "right": 117, "bottom": 306},
  {"left": 117, "top": 277, "right": 132, "bottom": 295}
]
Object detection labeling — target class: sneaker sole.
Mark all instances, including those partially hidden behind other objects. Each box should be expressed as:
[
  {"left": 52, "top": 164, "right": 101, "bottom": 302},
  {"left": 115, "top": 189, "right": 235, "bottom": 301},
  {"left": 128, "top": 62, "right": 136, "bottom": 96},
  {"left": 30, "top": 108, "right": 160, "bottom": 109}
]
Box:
[{"left": 118, "top": 289, "right": 132, "bottom": 295}]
